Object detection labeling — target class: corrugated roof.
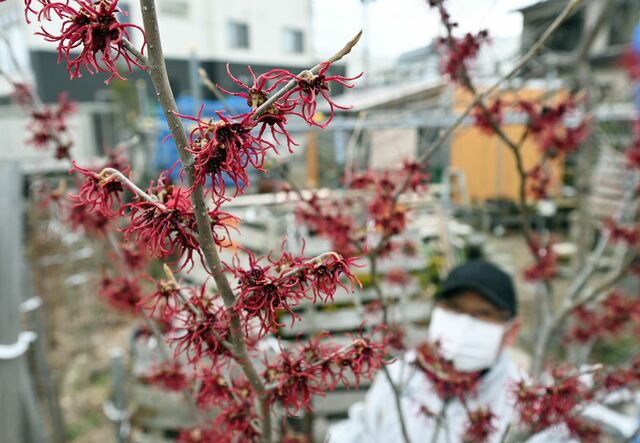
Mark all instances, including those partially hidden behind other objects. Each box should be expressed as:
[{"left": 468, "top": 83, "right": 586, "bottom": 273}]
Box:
[
  {"left": 516, "top": 0, "right": 568, "bottom": 14},
  {"left": 320, "top": 78, "right": 445, "bottom": 113}
]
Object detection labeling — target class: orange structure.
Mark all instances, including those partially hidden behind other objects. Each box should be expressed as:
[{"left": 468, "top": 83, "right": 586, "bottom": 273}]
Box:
[{"left": 450, "top": 87, "right": 565, "bottom": 203}]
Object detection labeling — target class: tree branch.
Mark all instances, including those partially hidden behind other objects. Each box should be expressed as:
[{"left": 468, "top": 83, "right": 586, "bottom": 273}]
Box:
[
  {"left": 136, "top": 1, "right": 271, "bottom": 440},
  {"left": 99, "top": 167, "right": 165, "bottom": 209},
  {"left": 122, "top": 37, "right": 148, "bottom": 68},
  {"left": 417, "top": 0, "right": 586, "bottom": 164}
]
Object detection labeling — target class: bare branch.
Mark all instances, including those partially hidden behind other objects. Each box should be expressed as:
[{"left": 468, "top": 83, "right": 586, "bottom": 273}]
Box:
[
  {"left": 197, "top": 67, "right": 240, "bottom": 115},
  {"left": 122, "top": 37, "right": 148, "bottom": 68},
  {"left": 417, "top": 0, "right": 586, "bottom": 164},
  {"left": 98, "top": 167, "right": 165, "bottom": 209}
]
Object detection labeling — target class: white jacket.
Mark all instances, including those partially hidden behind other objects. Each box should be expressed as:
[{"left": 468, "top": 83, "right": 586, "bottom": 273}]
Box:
[
  {"left": 327, "top": 350, "right": 524, "bottom": 443},
  {"left": 327, "top": 350, "right": 639, "bottom": 443}
]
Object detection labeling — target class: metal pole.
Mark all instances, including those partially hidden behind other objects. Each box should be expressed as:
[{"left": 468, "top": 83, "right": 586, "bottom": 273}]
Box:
[
  {"left": 0, "top": 161, "right": 48, "bottom": 443},
  {"left": 108, "top": 348, "right": 128, "bottom": 443},
  {"left": 22, "top": 263, "right": 66, "bottom": 443}
]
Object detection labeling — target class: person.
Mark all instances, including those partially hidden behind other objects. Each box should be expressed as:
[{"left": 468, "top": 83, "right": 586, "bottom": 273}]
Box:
[
  {"left": 328, "top": 260, "right": 640, "bottom": 443},
  {"left": 327, "top": 260, "right": 524, "bottom": 443}
]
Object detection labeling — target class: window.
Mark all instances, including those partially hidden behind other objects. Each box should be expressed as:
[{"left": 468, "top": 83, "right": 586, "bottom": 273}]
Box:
[
  {"left": 283, "top": 29, "right": 304, "bottom": 54},
  {"left": 227, "top": 22, "right": 250, "bottom": 49},
  {"left": 608, "top": 0, "right": 640, "bottom": 46},
  {"left": 159, "top": 0, "right": 190, "bottom": 17}
]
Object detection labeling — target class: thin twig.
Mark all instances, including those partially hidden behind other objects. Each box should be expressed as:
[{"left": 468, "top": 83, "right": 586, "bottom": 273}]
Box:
[
  {"left": 197, "top": 67, "right": 240, "bottom": 115},
  {"left": 122, "top": 38, "right": 148, "bottom": 68},
  {"left": 99, "top": 167, "right": 165, "bottom": 209}
]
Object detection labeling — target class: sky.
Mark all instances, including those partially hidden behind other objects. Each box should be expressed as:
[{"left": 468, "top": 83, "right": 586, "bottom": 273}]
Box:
[{"left": 312, "top": 0, "right": 541, "bottom": 64}]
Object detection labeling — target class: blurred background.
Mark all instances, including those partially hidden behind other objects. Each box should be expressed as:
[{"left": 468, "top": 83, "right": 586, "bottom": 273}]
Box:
[{"left": 1, "top": 0, "right": 640, "bottom": 441}]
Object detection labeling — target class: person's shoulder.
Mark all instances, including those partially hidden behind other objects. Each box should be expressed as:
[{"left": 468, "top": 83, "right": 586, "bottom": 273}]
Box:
[
  {"left": 381, "top": 350, "right": 417, "bottom": 381},
  {"left": 498, "top": 348, "right": 531, "bottom": 384}
]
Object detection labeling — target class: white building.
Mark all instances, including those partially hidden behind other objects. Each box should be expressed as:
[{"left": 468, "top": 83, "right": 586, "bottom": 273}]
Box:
[{"left": 0, "top": 0, "right": 315, "bottom": 102}]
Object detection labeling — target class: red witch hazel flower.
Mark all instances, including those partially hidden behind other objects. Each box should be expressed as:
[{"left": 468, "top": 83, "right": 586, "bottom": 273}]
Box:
[
  {"left": 212, "top": 381, "right": 260, "bottom": 442},
  {"left": 138, "top": 274, "right": 181, "bottom": 319},
  {"left": 518, "top": 99, "right": 590, "bottom": 156},
  {"left": 10, "top": 82, "right": 34, "bottom": 106},
  {"left": 219, "top": 65, "right": 298, "bottom": 152},
  {"left": 65, "top": 199, "right": 112, "bottom": 235},
  {"left": 32, "top": 0, "right": 147, "bottom": 83},
  {"left": 462, "top": 407, "right": 496, "bottom": 443},
  {"left": 143, "top": 361, "right": 191, "bottom": 392},
  {"left": 565, "top": 290, "right": 640, "bottom": 343},
  {"left": 269, "top": 330, "right": 387, "bottom": 398},
  {"left": 118, "top": 242, "right": 148, "bottom": 271},
  {"left": 472, "top": 99, "right": 503, "bottom": 134},
  {"left": 339, "top": 331, "right": 388, "bottom": 385},
  {"left": 523, "top": 238, "right": 557, "bottom": 282},
  {"left": 528, "top": 164, "right": 551, "bottom": 199},
  {"left": 196, "top": 370, "right": 233, "bottom": 408},
  {"left": 428, "top": 0, "right": 490, "bottom": 85},
  {"left": 68, "top": 161, "right": 125, "bottom": 217},
  {"left": 603, "top": 217, "right": 639, "bottom": 245},
  {"left": 98, "top": 274, "right": 142, "bottom": 314},
  {"left": 179, "top": 108, "right": 263, "bottom": 202},
  {"left": 170, "top": 287, "right": 233, "bottom": 366},
  {"left": 287, "top": 62, "right": 362, "bottom": 128},
  {"left": 122, "top": 171, "right": 237, "bottom": 270},
  {"left": 263, "top": 348, "right": 326, "bottom": 413},
  {"left": 218, "top": 64, "right": 290, "bottom": 111},
  {"left": 26, "top": 92, "right": 76, "bottom": 158},
  {"left": 440, "top": 30, "right": 490, "bottom": 85},
  {"left": 514, "top": 366, "right": 600, "bottom": 442},
  {"left": 295, "top": 193, "right": 361, "bottom": 258},
  {"left": 414, "top": 341, "right": 483, "bottom": 399},
  {"left": 228, "top": 248, "right": 360, "bottom": 337}
]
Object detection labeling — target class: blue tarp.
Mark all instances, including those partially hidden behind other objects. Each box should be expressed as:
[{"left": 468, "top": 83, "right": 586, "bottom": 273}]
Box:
[
  {"left": 154, "top": 95, "right": 251, "bottom": 183},
  {"left": 633, "top": 22, "right": 640, "bottom": 53}
]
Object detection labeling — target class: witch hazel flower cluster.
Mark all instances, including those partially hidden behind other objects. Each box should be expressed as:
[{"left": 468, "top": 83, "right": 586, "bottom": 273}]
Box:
[
  {"left": 178, "top": 63, "right": 360, "bottom": 207},
  {"left": 226, "top": 248, "right": 361, "bottom": 338},
  {"left": 24, "top": 0, "right": 147, "bottom": 83},
  {"left": 17, "top": 1, "right": 393, "bottom": 439},
  {"left": 296, "top": 161, "right": 429, "bottom": 258},
  {"left": 10, "top": 87, "right": 77, "bottom": 159},
  {"left": 514, "top": 366, "right": 602, "bottom": 442},
  {"left": 512, "top": 361, "right": 640, "bottom": 443},
  {"left": 523, "top": 236, "right": 558, "bottom": 282},
  {"left": 413, "top": 342, "right": 498, "bottom": 443},
  {"left": 262, "top": 331, "right": 388, "bottom": 414},
  {"left": 566, "top": 290, "right": 640, "bottom": 343},
  {"left": 427, "top": 0, "right": 490, "bottom": 86}
]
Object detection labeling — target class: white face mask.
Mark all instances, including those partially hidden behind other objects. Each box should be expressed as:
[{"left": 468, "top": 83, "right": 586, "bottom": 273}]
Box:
[{"left": 427, "top": 307, "right": 507, "bottom": 372}]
